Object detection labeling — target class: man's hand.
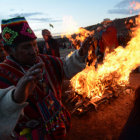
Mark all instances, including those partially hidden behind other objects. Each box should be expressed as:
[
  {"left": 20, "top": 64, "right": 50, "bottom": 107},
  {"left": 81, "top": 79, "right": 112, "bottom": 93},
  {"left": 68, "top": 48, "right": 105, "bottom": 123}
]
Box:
[
  {"left": 13, "top": 62, "right": 44, "bottom": 103},
  {"left": 78, "top": 36, "right": 93, "bottom": 56}
]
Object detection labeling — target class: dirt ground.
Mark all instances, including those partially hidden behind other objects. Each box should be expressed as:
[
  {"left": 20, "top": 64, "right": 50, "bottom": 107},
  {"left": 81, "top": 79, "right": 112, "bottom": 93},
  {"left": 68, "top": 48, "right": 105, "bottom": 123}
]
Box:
[
  {"left": 60, "top": 49, "right": 140, "bottom": 140},
  {"left": 60, "top": 48, "right": 75, "bottom": 58}
]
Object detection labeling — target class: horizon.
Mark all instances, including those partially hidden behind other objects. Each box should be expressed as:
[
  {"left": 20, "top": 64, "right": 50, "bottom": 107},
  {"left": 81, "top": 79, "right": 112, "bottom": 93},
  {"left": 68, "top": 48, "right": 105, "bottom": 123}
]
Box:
[{"left": 0, "top": 0, "right": 140, "bottom": 38}]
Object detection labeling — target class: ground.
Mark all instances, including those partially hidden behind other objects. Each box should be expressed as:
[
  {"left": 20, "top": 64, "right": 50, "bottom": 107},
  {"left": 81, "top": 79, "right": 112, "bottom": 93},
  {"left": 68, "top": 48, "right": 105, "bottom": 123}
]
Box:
[{"left": 60, "top": 49, "right": 140, "bottom": 140}]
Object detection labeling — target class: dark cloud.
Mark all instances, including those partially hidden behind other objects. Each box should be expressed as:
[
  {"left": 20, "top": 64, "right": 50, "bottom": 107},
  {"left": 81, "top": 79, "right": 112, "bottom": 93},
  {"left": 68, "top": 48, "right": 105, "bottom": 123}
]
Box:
[
  {"left": 108, "top": 0, "right": 140, "bottom": 15},
  {"left": 108, "top": 9, "right": 130, "bottom": 14},
  {"left": 115, "top": 0, "right": 140, "bottom": 8},
  {"left": 9, "top": 12, "right": 43, "bottom": 18},
  {"left": 108, "top": 8, "right": 140, "bottom": 15},
  {"left": 115, "top": 0, "right": 129, "bottom": 8},
  {"left": 8, "top": 12, "right": 62, "bottom": 23},
  {"left": 30, "top": 17, "right": 62, "bottom": 23}
]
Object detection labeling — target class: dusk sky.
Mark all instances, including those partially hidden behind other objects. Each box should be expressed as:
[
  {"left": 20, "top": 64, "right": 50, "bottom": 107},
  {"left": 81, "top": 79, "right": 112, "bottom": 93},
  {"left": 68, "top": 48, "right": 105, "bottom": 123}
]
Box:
[{"left": 0, "top": 0, "right": 140, "bottom": 38}]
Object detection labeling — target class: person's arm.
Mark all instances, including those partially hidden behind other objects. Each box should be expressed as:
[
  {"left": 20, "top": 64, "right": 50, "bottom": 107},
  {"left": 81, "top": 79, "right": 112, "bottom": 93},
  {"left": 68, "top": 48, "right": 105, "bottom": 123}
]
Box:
[
  {"left": 0, "top": 62, "right": 44, "bottom": 137},
  {"left": 62, "top": 50, "right": 87, "bottom": 79},
  {"left": 62, "top": 37, "right": 92, "bottom": 79},
  {"left": 0, "top": 86, "right": 28, "bottom": 137},
  {"left": 13, "top": 63, "right": 44, "bottom": 103}
]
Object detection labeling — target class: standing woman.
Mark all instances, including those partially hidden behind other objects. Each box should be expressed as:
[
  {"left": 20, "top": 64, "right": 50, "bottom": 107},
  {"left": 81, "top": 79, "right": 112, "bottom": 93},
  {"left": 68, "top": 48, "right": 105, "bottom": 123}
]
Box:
[{"left": 41, "top": 29, "right": 60, "bottom": 57}]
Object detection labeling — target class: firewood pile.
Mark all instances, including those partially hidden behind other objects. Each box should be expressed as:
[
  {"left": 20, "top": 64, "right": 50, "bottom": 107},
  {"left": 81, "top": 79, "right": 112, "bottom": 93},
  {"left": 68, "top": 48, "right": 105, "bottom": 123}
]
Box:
[{"left": 63, "top": 80, "right": 134, "bottom": 117}]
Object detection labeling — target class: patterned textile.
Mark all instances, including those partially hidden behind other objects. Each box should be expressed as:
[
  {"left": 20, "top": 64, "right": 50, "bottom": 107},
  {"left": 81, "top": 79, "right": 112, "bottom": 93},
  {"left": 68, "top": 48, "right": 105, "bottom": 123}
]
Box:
[
  {"left": 0, "top": 47, "right": 6, "bottom": 62},
  {"left": 1, "top": 17, "right": 36, "bottom": 47},
  {"left": 0, "top": 54, "right": 71, "bottom": 140}
]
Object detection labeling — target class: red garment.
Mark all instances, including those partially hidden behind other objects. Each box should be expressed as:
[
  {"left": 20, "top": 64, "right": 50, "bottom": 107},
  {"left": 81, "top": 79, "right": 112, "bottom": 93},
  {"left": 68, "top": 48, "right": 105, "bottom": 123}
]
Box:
[
  {"left": 98, "top": 39, "right": 105, "bottom": 53},
  {"left": 0, "top": 54, "right": 71, "bottom": 139},
  {"left": 102, "top": 26, "right": 118, "bottom": 52}
]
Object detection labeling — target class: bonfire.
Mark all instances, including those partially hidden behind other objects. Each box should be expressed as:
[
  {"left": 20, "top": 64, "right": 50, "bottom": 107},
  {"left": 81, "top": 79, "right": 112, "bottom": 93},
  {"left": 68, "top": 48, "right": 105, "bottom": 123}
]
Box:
[{"left": 64, "top": 15, "right": 140, "bottom": 116}]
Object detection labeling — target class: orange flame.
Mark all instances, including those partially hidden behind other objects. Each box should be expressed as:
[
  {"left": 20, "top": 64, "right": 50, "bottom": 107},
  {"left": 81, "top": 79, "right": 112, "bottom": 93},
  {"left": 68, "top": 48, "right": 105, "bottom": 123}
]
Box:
[
  {"left": 65, "top": 27, "right": 94, "bottom": 49},
  {"left": 70, "top": 16, "right": 140, "bottom": 99},
  {"left": 63, "top": 27, "right": 94, "bottom": 58},
  {"left": 61, "top": 16, "right": 78, "bottom": 36}
]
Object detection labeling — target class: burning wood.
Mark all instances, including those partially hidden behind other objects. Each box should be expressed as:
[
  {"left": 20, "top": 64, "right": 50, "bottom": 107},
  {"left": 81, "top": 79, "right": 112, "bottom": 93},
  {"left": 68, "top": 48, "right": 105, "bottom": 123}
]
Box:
[{"left": 64, "top": 84, "right": 134, "bottom": 116}]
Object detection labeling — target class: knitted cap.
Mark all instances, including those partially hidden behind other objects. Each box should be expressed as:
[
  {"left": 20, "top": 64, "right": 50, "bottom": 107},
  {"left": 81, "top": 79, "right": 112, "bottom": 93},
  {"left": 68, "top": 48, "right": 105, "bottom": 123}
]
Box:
[{"left": 1, "top": 17, "right": 37, "bottom": 47}]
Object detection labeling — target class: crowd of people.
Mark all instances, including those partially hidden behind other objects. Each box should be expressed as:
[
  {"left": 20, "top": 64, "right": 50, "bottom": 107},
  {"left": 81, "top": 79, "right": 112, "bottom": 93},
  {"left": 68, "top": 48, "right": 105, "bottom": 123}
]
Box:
[{"left": 0, "top": 16, "right": 139, "bottom": 140}]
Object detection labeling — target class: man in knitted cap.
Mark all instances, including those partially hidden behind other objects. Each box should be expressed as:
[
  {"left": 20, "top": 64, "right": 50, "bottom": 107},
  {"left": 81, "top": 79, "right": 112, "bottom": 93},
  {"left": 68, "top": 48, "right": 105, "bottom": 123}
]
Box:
[
  {"left": 0, "top": 17, "right": 91, "bottom": 140},
  {"left": 41, "top": 29, "right": 60, "bottom": 57}
]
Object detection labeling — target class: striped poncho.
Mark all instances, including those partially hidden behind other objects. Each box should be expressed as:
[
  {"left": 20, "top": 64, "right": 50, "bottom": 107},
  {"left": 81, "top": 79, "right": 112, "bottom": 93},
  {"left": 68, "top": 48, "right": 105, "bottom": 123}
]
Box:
[{"left": 0, "top": 54, "right": 71, "bottom": 140}]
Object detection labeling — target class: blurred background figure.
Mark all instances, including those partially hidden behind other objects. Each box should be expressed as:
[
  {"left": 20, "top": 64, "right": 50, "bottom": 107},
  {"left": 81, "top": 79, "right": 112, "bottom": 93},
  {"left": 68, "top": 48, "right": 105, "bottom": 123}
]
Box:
[
  {"left": 94, "top": 25, "right": 105, "bottom": 68},
  {"left": 123, "top": 20, "right": 134, "bottom": 47},
  {"left": 101, "top": 18, "right": 118, "bottom": 53},
  {"left": 94, "top": 18, "right": 118, "bottom": 68},
  {"left": 41, "top": 29, "right": 60, "bottom": 57}
]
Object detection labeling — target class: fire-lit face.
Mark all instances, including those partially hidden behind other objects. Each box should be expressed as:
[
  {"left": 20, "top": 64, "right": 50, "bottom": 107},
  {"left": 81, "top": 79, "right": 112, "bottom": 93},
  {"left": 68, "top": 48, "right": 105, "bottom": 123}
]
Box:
[
  {"left": 103, "top": 22, "right": 110, "bottom": 28},
  {"left": 10, "top": 40, "right": 39, "bottom": 66},
  {"left": 43, "top": 34, "right": 49, "bottom": 42}
]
